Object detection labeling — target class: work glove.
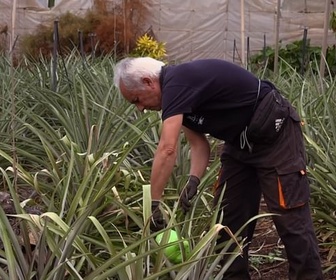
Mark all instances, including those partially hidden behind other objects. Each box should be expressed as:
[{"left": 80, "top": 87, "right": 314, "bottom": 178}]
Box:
[
  {"left": 150, "top": 200, "right": 166, "bottom": 232},
  {"left": 179, "top": 175, "right": 200, "bottom": 214}
]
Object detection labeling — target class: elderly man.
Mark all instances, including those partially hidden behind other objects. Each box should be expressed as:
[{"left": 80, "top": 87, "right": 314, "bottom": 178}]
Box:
[{"left": 113, "top": 57, "right": 323, "bottom": 280}]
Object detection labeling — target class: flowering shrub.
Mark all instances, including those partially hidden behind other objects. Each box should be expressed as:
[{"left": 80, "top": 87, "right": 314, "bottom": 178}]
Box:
[{"left": 131, "top": 33, "right": 167, "bottom": 61}]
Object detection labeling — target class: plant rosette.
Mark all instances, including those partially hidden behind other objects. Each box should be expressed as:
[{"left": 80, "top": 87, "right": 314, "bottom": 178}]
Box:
[{"left": 155, "top": 230, "right": 190, "bottom": 264}]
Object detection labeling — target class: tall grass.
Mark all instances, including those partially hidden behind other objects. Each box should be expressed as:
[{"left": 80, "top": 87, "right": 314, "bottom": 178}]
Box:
[
  {"left": 261, "top": 59, "right": 336, "bottom": 271},
  {"left": 0, "top": 54, "right": 334, "bottom": 278},
  {"left": 0, "top": 53, "right": 243, "bottom": 279}
]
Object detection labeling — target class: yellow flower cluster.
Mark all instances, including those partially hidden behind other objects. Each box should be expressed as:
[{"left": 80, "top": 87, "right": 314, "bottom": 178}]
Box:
[{"left": 132, "top": 33, "right": 167, "bottom": 60}]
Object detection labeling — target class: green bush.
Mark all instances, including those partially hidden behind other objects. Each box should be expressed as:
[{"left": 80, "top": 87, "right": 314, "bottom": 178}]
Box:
[{"left": 250, "top": 40, "right": 336, "bottom": 76}]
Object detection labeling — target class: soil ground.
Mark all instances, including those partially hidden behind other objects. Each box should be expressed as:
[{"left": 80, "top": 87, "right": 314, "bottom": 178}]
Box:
[{"left": 249, "top": 199, "right": 336, "bottom": 280}]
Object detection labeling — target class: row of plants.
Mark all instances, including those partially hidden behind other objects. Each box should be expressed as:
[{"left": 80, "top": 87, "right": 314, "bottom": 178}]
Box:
[
  {"left": 266, "top": 61, "right": 336, "bottom": 274},
  {"left": 250, "top": 39, "right": 336, "bottom": 77},
  {"left": 0, "top": 52, "right": 238, "bottom": 279},
  {"left": 0, "top": 53, "right": 335, "bottom": 278}
]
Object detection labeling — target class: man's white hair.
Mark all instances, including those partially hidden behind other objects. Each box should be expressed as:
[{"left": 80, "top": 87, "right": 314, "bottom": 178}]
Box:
[{"left": 113, "top": 57, "right": 165, "bottom": 90}]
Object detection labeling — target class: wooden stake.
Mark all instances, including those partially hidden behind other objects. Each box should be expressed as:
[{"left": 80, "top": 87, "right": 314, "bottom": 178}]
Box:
[
  {"left": 10, "top": 0, "right": 18, "bottom": 202},
  {"left": 240, "top": 0, "right": 245, "bottom": 66},
  {"left": 10, "top": 0, "right": 17, "bottom": 56},
  {"left": 319, "top": 0, "right": 331, "bottom": 79}
]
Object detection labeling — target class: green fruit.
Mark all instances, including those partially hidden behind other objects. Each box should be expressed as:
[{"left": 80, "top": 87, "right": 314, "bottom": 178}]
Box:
[{"left": 155, "top": 230, "right": 190, "bottom": 264}]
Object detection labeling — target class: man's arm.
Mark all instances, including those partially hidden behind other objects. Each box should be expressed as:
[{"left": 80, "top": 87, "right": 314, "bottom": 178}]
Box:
[
  {"left": 150, "top": 114, "right": 183, "bottom": 200},
  {"left": 182, "top": 126, "right": 210, "bottom": 179}
]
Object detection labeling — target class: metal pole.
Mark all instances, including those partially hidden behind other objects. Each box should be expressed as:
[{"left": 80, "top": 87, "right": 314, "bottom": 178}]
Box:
[
  {"left": 246, "top": 36, "right": 250, "bottom": 70},
  {"left": 113, "top": 3, "right": 117, "bottom": 60},
  {"left": 274, "top": 0, "right": 281, "bottom": 74},
  {"left": 263, "top": 33, "right": 267, "bottom": 66},
  {"left": 233, "top": 39, "right": 236, "bottom": 63},
  {"left": 10, "top": 0, "right": 18, "bottom": 203},
  {"left": 89, "top": 33, "right": 96, "bottom": 59},
  {"left": 78, "top": 30, "right": 84, "bottom": 59},
  {"left": 301, "top": 28, "right": 308, "bottom": 75},
  {"left": 123, "top": 0, "right": 128, "bottom": 53}
]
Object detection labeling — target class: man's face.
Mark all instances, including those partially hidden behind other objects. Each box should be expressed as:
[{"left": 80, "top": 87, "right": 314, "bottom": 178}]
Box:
[{"left": 120, "top": 77, "right": 162, "bottom": 112}]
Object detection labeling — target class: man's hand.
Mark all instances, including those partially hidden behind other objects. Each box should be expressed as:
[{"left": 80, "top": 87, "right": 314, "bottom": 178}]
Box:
[
  {"left": 150, "top": 200, "right": 166, "bottom": 232},
  {"left": 179, "top": 175, "right": 200, "bottom": 214}
]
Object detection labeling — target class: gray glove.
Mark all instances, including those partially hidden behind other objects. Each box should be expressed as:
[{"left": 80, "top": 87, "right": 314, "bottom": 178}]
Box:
[
  {"left": 150, "top": 200, "right": 166, "bottom": 232},
  {"left": 180, "top": 175, "right": 200, "bottom": 214}
]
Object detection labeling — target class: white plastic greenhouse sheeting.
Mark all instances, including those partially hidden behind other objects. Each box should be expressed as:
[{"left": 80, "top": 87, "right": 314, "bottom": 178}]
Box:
[
  {"left": 0, "top": 0, "right": 93, "bottom": 50},
  {"left": 0, "top": 0, "right": 334, "bottom": 63},
  {"left": 145, "top": 0, "right": 335, "bottom": 62},
  {"left": 0, "top": 0, "right": 93, "bottom": 33}
]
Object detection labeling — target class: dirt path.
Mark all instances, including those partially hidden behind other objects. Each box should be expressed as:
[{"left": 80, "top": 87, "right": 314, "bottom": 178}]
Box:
[{"left": 249, "top": 200, "right": 335, "bottom": 279}]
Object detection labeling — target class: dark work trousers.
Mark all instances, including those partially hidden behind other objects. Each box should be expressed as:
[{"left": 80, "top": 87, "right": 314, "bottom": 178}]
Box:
[{"left": 213, "top": 107, "right": 323, "bottom": 280}]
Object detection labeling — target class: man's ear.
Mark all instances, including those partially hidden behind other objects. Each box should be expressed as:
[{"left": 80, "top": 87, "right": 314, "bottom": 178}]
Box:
[{"left": 142, "top": 77, "right": 153, "bottom": 87}]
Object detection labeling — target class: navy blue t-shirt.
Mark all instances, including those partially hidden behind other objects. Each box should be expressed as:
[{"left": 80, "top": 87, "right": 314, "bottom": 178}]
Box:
[{"left": 160, "top": 59, "right": 274, "bottom": 145}]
